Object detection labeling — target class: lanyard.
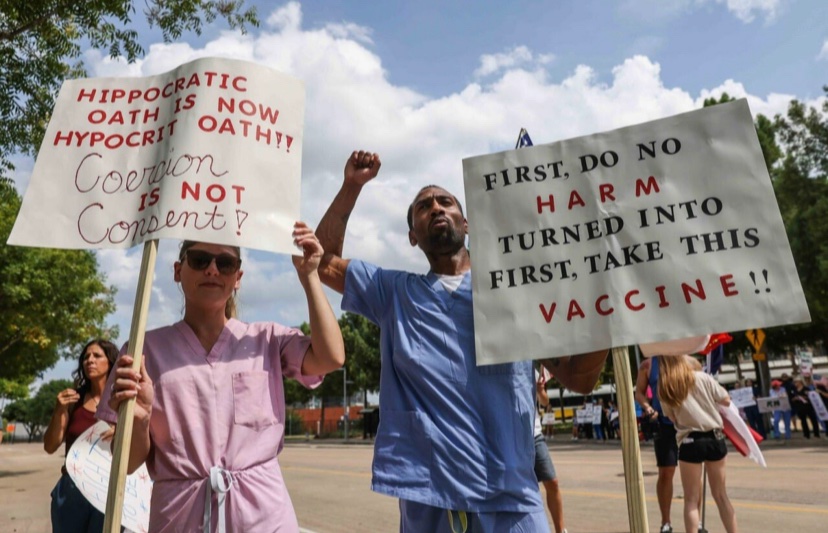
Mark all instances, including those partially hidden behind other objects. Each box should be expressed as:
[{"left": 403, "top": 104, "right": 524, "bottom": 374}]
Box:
[{"left": 447, "top": 510, "right": 468, "bottom": 533}]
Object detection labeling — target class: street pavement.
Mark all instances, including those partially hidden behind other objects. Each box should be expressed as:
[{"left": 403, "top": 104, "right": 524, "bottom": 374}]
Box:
[{"left": 2, "top": 436, "right": 826, "bottom": 532}]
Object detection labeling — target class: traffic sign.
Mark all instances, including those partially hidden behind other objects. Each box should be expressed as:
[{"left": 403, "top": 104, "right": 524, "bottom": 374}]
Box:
[{"left": 745, "top": 328, "right": 765, "bottom": 352}]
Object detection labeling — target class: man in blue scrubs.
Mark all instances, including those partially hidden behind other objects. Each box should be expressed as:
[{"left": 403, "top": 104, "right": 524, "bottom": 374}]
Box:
[{"left": 317, "top": 150, "right": 609, "bottom": 533}]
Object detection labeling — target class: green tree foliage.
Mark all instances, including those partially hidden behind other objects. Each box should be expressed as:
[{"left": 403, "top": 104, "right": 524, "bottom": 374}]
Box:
[
  {"left": 284, "top": 313, "right": 381, "bottom": 434},
  {"left": 0, "top": 0, "right": 259, "bottom": 174},
  {"left": 3, "top": 379, "right": 72, "bottom": 441},
  {"left": 339, "top": 312, "right": 381, "bottom": 399},
  {"left": 770, "top": 87, "right": 828, "bottom": 348},
  {"left": 0, "top": 181, "right": 117, "bottom": 380}
]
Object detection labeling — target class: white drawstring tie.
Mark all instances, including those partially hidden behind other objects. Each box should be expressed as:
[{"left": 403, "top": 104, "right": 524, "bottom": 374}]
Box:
[{"left": 203, "top": 466, "right": 235, "bottom": 533}]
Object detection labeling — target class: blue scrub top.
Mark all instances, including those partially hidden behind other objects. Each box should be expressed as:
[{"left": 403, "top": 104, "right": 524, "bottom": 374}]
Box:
[
  {"left": 649, "top": 356, "right": 673, "bottom": 426},
  {"left": 343, "top": 260, "right": 543, "bottom": 513}
]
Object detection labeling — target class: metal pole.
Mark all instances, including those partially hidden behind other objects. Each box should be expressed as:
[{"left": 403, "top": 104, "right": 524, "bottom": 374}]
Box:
[
  {"left": 343, "top": 367, "right": 349, "bottom": 441},
  {"left": 700, "top": 465, "right": 709, "bottom": 533}
]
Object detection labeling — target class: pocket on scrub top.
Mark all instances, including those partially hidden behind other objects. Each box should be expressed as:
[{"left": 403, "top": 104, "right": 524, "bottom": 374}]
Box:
[{"left": 232, "top": 371, "right": 277, "bottom": 430}]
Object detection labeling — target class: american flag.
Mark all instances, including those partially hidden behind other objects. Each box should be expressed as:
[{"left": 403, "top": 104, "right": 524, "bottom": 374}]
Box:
[{"left": 515, "top": 128, "right": 533, "bottom": 149}]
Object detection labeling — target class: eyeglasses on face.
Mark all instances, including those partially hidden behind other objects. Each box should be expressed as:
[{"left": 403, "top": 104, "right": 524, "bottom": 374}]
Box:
[{"left": 183, "top": 249, "right": 242, "bottom": 274}]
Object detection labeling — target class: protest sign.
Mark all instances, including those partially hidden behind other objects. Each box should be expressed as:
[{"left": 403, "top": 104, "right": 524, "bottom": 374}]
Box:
[
  {"left": 757, "top": 396, "right": 790, "bottom": 413},
  {"left": 66, "top": 421, "right": 152, "bottom": 533},
  {"left": 542, "top": 412, "right": 556, "bottom": 425},
  {"left": 463, "top": 100, "right": 809, "bottom": 365},
  {"left": 807, "top": 391, "right": 828, "bottom": 421},
  {"left": 729, "top": 387, "right": 757, "bottom": 408},
  {"left": 576, "top": 409, "right": 591, "bottom": 424},
  {"left": 799, "top": 351, "right": 813, "bottom": 375},
  {"left": 8, "top": 57, "right": 304, "bottom": 254},
  {"left": 592, "top": 404, "right": 602, "bottom": 424}
]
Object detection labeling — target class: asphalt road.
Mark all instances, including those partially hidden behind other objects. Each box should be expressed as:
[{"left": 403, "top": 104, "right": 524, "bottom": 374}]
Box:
[{"left": 2, "top": 437, "right": 827, "bottom": 532}]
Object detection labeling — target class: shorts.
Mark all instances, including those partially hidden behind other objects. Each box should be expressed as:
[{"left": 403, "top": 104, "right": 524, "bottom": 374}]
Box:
[
  {"left": 399, "top": 499, "right": 550, "bottom": 533},
  {"left": 679, "top": 430, "right": 728, "bottom": 464},
  {"left": 652, "top": 422, "right": 678, "bottom": 468},
  {"left": 533, "top": 434, "right": 557, "bottom": 482}
]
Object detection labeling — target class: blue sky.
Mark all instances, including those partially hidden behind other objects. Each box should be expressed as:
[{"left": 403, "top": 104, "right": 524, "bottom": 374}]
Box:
[{"left": 12, "top": 0, "right": 826, "bottom": 387}]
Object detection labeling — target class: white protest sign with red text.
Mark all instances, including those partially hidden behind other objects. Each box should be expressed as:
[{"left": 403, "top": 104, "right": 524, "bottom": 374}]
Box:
[
  {"left": 8, "top": 57, "right": 304, "bottom": 253},
  {"left": 463, "top": 100, "right": 809, "bottom": 365},
  {"left": 66, "top": 421, "right": 152, "bottom": 533}
]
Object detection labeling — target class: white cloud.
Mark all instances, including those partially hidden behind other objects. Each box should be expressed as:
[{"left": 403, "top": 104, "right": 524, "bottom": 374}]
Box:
[
  {"left": 620, "top": 0, "right": 783, "bottom": 23},
  {"left": 819, "top": 39, "right": 828, "bottom": 61},
  {"left": 716, "top": 0, "right": 784, "bottom": 23},
  {"left": 474, "top": 46, "right": 549, "bottom": 78},
  {"left": 697, "top": 79, "right": 796, "bottom": 118},
  {"left": 11, "top": 2, "right": 812, "bottom": 350},
  {"left": 324, "top": 22, "right": 374, "bottom": 44}
]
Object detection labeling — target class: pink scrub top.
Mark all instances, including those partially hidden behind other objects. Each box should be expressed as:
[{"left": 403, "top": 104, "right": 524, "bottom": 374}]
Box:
[{"left": 98, "top": 319, "right": 321, "bottom": 533}]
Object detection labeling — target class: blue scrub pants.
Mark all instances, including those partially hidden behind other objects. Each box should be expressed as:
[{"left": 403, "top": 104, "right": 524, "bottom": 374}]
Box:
[
  {"left": 772, "top": 409, "right": 791, "bottom": 439},
  {"left": 399, "top": 499, "right": 550, "bottom": 533}
]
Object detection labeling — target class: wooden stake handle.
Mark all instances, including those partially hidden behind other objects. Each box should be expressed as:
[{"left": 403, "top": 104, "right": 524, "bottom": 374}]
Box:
[
  {"left": 104, "top": 240, "right": 158, "bottom": 533},
  {"left": 613, "top": 346, "right": 650, "bottom": 533}
]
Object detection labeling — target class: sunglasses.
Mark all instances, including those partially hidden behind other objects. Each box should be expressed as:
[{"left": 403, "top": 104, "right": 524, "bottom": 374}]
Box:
[{"left": 183, "top": 250, "right": 242, "bottom": 274}]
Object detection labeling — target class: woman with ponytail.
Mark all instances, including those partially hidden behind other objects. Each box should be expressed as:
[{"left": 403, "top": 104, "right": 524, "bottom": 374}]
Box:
[
  {"left": 657, "top": 355, "right": 738, "bottom": 533},
  {"left": 99, "top": 223, "right": 345, "bottom": 532}
]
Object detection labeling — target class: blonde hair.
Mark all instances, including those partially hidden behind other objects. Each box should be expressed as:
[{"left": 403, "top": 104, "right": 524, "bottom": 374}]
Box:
[
  {"left": 178, "top": 240, "right": 240, "bottom": 319},
  {"left": 657, "top": 355, "right": 696, "bottom": 408}
]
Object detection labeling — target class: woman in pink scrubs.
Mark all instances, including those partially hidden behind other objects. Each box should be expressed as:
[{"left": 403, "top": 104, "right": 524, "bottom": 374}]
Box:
[{"left": 100, "top": 222, "right": 345, "bottom": 532}]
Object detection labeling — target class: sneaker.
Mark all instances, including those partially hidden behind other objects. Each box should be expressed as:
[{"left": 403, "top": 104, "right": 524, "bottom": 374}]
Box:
[{"left": 660, "top": 524, "right": 673, "bottom": 533}]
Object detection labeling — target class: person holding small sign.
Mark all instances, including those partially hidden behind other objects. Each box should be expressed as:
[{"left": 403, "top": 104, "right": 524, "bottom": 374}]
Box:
[
  {"left": 791, "top": 377, "right": 820, "bottom": 439},
  {"left": 43, "top": 339, "right": 119, "bottom": 533},
  {"left": 99, "top": 224, "right": 345, "bottom": 533},
  {"left": 657, "top": 355, "right": 738, "bottom": 533},
  {"left": 769, "top": 379, "right": 792, "bottom": 440},
  {"left": 315, "top": 150, "right": 608, "bottom": 533}
]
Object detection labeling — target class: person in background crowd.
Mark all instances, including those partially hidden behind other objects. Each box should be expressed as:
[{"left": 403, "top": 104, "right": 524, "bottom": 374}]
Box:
[
  {"left": 791, "top": 377, "right": 820, "bottom": 439},
  {"left": 780, "top": 374, "right": 799, "bottom": 432},
  {"left": 769, "top": 379, "right": 792, "bottom": 441},
  {"left": 658, "top": 355, "right": 738, "bottom": 533},
  {"left": 44, "top": 339, "right": 119, "bottom": 533},
  {"left": 606, "top": 401, "right": 618, "bottom": 440},
  {"left": 636, "top": 356, "right": 679, "bottom": 533},
  {"left": 742, "top": 379, "right": 766, "bottom": 438},
  {"left": 592, "top": 399, "right": 605, "bottom": 442},
  {"left": 803, "top": 374, "right": 828, "bottom": 434},
  {"left": 535, "top": 370, "right": 568, "bottom": 533}
]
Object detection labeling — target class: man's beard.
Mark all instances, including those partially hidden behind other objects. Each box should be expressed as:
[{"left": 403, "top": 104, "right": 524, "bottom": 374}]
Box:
[{"left": 427, "top": 225, "right": 464, "bottom": 252}]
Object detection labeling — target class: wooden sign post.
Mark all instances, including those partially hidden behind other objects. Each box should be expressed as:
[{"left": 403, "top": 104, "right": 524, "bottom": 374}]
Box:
[
  {"left": 103, "top": 240, "right": 157, "bottom": 533},
  {"left": 612, "top": 346, "right": 649, "bottom": 532}
]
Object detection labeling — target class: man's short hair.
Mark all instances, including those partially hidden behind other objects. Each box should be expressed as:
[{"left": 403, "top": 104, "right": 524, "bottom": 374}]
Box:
[{"left": 406, "top": 185, "right": 464, "bottom": 230}]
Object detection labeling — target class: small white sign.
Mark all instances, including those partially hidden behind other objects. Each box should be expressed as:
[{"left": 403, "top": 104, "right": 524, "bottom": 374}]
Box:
[
  {"left": 542, "top": 412, "right": 556, "bottom": 425},
  {"left": 799, "top": 351, "right": 814, "bottom": 376},
  {"left": 729, "top": 387, "right": 757, "bottom": 408},
  {"left": 66, "top": 421, "right": 152, "bottom": 533},
  {"left": 592, "top": 404, "right": 603, "bottom": 425},
  {"left": 807, "top": 391, "right": 828, "bottom": 421},
  {"left": 757, "top": 396, "right": 791, "bottom": 413}
]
